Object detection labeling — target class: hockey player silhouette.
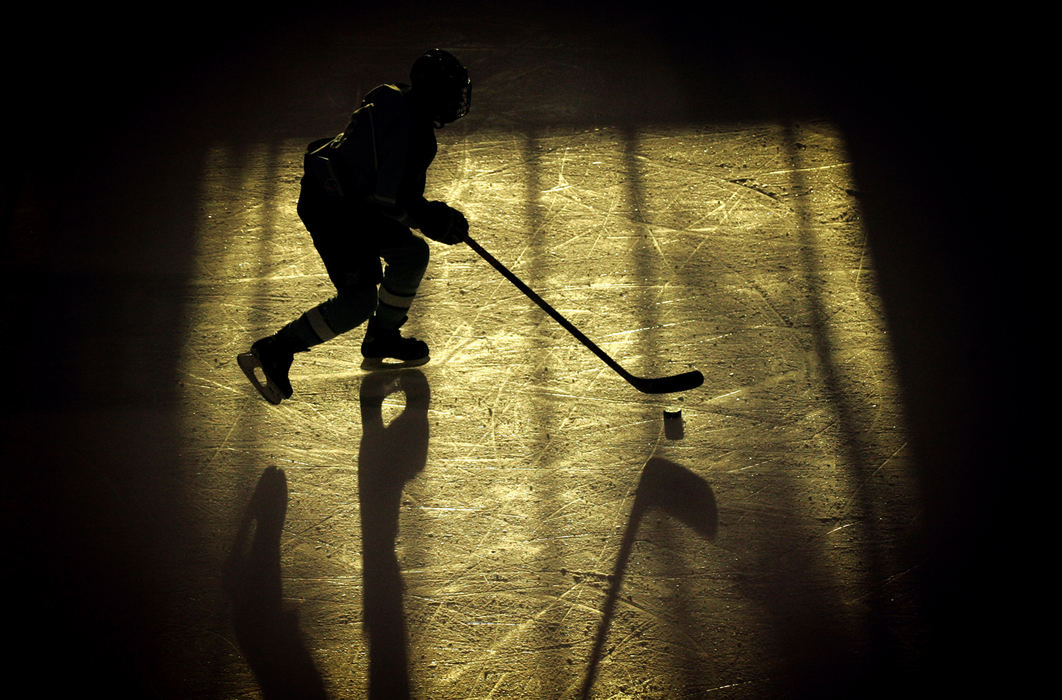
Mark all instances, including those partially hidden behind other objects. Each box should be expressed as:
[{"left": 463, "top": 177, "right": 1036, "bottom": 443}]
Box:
[{"left": 239, "top": 49, "right": 471, "bottom": 404}]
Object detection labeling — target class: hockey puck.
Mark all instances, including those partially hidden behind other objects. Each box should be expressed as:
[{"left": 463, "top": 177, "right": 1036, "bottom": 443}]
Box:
[{"left": 663, "top": 408, "right": 684, "bottom": 440}]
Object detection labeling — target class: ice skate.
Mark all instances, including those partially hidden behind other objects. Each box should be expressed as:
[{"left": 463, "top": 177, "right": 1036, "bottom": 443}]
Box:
[
  {"left": 238, "top": 335, "right": 296, "bottom": 404},
  {"left": 360, "top": 319, "right": 430, "bottom": 370}
]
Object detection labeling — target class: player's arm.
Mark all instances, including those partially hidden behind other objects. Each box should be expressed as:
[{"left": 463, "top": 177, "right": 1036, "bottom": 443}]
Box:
[{"left": 362, "top": 85, "right": 467, "bottom": 243}]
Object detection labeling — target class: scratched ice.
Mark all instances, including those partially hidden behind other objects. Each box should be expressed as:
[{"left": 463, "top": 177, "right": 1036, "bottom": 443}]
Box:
[
  {"left": 169, "top": 18, "right": 920, "bottom": 700},
  {"left": 176, "top": 113, "right": 917, "bottom": 697}
]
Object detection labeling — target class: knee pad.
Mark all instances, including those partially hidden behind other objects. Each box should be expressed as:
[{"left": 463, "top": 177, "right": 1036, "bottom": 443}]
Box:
[
  {"left": 382, "top": 236, "right": 430, "bottom": 296},
  {"left": 404, "top": 236, "right": 430, "bottom": 285}
]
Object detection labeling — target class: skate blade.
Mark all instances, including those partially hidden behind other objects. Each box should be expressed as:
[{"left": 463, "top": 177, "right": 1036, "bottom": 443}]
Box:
[
  {"left": 237, "top": 352, "right": 284, "bottom": 405},
  {"left": 360, "top": 355, "right": 430, "bottom": 372}
]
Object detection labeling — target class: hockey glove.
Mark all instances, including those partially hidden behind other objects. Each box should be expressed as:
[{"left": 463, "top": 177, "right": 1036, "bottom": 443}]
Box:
[{"left": 419, "top": 201, "right": 468, "bottom": 245}]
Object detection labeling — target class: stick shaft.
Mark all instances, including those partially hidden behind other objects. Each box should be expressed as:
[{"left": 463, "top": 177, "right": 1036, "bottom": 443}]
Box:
[
  {"left": 464, "top": 236, "right": 704, "bottom": 393},
  {"left": 463, "top": 235, "right": 635, "bottom": 381}
]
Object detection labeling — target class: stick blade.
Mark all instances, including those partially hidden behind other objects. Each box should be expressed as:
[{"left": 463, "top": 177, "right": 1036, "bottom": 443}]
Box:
[{"left": 629, "top": 369, "right": 704, "bottom": 394}]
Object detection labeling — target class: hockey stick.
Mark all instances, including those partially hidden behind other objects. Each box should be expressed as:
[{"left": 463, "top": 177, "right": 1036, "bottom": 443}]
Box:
[{"left": 463, "top": 234, "right": 704, "bottom": 394}]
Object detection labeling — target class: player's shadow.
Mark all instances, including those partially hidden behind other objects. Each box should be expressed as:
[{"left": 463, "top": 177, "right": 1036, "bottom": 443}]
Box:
[
  {"left": 580, "top": 457, "right": 718, "bottom": 699},
  {"left": 224, "top": 466, "right": 328, "bottom": 699},
  {"left": 358, "top": 369, "right": 430, "bottom": 699}
]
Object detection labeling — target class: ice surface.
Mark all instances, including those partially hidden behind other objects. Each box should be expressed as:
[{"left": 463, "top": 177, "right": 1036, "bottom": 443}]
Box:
[{"left": 180, "top": 110, "right": 913, "bottom": 698}]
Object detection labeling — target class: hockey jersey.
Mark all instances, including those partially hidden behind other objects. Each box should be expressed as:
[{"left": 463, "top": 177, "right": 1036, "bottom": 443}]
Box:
[{"left": 306, "top": 83, "right": 437, "bottom": 219}]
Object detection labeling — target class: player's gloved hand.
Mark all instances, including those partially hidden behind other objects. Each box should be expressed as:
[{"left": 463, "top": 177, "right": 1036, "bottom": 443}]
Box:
[{"left": 419, "top": 201, "right": 468, "bottom": 244}]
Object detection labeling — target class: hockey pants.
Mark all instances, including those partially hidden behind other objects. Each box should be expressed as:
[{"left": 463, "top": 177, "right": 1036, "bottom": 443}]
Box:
[{"left": 276, "top": 182, "right": 430, "bottom": 351}]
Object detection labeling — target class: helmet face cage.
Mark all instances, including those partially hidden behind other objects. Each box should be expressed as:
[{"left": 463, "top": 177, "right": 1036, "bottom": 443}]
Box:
[{"left": 411, "top": 49, "right": 471, "bottom": 126}]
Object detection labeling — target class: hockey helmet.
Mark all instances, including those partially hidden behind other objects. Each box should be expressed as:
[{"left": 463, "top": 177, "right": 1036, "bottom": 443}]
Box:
[{"left": 410, "top": 49, "right": 471, "bottom": 126}]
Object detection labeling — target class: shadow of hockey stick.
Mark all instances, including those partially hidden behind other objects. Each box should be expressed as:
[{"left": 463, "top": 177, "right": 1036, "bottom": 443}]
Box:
[{"left": 580, "top": 457, "right": 717, "bottom": 699}]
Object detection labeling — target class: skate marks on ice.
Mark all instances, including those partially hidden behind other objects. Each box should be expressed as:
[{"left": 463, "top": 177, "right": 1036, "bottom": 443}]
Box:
[
  {"left": 425, "top": 121, "right": 865, "bottom": 399},
  {"left": 419, "top": 122, "right": 912, "bottom": 694},
  {"left": 182, "top": 119, "right": 915, "bottom": 696}
]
